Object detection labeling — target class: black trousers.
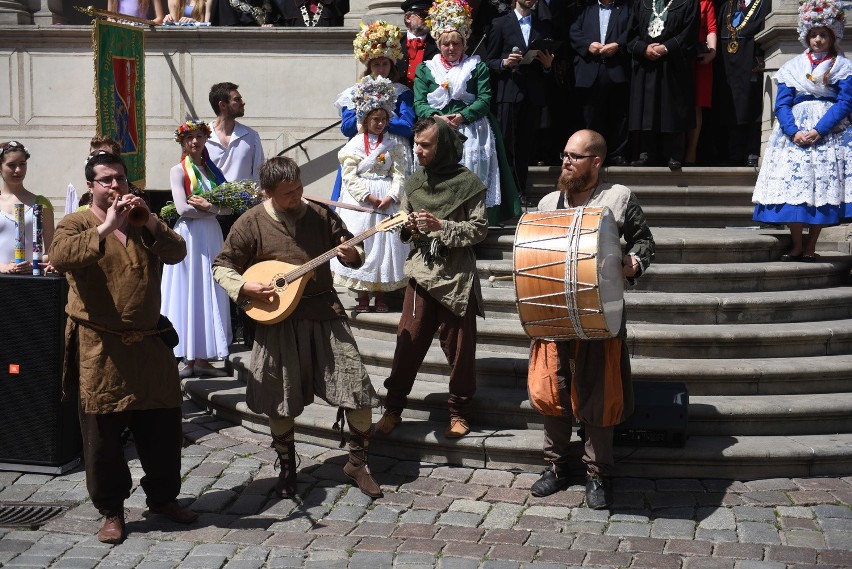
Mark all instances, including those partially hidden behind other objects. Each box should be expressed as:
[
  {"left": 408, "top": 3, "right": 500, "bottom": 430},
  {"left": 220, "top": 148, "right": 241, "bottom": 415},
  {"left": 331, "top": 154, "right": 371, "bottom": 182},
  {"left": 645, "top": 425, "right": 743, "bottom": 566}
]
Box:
[
  {"left": 79, "top": 404, "right": 183, "bottom": 515},
  {"left": 578, "top": 69, "right": 629, "bottom": 161},
  {"left": 496, "top": 99, "right": 544, "bottom": 196}
]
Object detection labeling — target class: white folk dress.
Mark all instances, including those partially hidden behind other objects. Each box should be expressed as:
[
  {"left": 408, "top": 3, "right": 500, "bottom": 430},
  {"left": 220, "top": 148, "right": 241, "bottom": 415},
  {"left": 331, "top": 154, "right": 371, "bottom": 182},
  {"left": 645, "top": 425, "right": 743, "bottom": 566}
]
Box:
[
  {"left": 752, "top": 52, "right": 852, "bottom": 225},
  {"left": 161, "top": 163, "right": 232, "bottom": 361},
  {"left": 330, "top": 133, "right": 409, "bottom": 292}
]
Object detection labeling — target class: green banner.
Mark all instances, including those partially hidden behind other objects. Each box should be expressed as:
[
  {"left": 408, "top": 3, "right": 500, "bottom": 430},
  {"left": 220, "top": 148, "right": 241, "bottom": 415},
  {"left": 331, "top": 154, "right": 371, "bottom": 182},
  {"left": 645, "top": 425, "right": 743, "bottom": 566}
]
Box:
[{"left": 94, "top": 20, "right": 146, "bottom": 188}]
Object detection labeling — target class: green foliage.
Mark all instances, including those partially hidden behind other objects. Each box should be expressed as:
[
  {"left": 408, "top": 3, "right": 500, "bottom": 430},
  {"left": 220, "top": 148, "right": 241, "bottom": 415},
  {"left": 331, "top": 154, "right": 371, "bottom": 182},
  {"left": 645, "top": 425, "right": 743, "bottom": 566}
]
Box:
[{"left": 160, "top": 179, "right": 263, "bottom": 223}]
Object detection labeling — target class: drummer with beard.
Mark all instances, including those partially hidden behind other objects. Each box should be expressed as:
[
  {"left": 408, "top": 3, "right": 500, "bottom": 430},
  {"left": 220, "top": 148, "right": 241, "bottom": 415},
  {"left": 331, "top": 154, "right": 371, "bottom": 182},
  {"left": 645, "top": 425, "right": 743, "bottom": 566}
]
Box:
[{"left": 530, "top": 129, "right": 654, "bottom": 509}]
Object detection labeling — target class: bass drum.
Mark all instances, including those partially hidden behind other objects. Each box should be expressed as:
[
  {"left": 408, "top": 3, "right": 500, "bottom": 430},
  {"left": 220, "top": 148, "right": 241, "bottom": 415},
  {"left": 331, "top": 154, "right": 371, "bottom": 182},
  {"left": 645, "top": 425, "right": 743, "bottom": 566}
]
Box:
[{"left": 513, "top": 207, "right": 624, "bottom": 340}]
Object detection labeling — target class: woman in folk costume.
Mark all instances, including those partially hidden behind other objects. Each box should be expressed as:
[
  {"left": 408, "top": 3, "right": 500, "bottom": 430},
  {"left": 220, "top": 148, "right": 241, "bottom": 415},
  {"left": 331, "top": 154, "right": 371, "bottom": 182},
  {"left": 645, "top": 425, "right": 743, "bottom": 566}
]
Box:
[
  {"left": 330, "top": 76, "right": 410, "bottom": 313},
  {"left": 161, "top": 120, "right": 232, "bottom": 378},
  {"left": 413, "top": 0, "right": 521, "bottom": 224},
  {"left": 752, "top": 0, "right": 852, "bottom": 261},
  {"left": 330, "top": 21, "right": 415, "bottom": 203}
]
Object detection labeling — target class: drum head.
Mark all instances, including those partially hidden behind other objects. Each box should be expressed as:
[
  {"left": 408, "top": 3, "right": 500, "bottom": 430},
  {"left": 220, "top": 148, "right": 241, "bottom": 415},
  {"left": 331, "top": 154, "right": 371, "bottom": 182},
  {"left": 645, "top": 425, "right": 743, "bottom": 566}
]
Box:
[{"left": 597, "top": 210, "right": 625, "bottom": 335}]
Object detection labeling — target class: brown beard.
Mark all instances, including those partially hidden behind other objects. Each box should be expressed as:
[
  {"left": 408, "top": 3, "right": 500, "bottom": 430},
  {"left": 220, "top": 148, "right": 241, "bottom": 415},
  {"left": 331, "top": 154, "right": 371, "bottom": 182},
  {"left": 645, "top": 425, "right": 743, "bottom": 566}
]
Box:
[{"left": 558, "top": 170, "right": 590, "bottom": 195}]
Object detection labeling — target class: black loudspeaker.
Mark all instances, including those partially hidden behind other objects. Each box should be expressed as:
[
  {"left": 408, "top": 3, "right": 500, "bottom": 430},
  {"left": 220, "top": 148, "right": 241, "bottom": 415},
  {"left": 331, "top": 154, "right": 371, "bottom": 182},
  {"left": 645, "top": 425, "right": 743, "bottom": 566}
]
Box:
[
  {"left": 613, "top": 381, "right": 689, "bottom": 447},
  {"left": 0, "top": 275, "right": 82, "bottom": 473}
]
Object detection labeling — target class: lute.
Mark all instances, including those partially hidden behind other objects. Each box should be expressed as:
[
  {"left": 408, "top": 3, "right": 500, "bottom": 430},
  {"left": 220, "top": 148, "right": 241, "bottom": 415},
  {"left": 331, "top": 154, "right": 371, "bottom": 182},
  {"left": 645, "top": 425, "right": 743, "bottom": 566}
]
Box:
[{"left": 241, "top": 211, "right": 407, "bottom": 324}]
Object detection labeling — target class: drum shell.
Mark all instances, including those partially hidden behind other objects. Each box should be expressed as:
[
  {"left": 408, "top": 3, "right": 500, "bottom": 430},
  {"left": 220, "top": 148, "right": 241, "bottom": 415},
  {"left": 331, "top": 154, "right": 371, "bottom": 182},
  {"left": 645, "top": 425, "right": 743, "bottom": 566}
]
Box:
[{"left": 513, "top": 208, "right": 624, "bottom": 340}]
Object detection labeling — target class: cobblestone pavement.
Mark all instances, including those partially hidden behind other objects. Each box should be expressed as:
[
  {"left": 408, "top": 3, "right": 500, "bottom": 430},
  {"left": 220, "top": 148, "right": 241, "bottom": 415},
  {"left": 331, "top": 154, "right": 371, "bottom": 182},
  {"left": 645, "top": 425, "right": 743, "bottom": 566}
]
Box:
[{"left": 1, "top": 400, "right": 851, "bottom": 568}]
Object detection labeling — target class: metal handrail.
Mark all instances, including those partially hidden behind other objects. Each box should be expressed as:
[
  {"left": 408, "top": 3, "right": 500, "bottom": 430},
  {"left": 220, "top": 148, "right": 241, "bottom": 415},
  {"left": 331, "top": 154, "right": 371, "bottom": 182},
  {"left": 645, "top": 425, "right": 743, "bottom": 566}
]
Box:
[{"left": 277, "top": 120, "right": 342, "bottom": 158}]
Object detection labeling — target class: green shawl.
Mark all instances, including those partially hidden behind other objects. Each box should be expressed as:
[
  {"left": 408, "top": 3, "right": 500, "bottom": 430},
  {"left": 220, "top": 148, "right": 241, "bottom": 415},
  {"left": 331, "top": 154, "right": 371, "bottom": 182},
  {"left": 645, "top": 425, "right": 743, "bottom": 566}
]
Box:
[{"left": 404, "top": 120, "right": 486, "bottom": 219}]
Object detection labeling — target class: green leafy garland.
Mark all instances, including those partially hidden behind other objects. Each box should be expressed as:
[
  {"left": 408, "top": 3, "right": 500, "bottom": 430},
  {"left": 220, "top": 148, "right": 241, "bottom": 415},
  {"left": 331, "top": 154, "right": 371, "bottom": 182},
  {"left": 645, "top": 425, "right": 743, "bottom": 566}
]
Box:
[{"left": 160, "top": 179, "right": 263, "bottom": 224}]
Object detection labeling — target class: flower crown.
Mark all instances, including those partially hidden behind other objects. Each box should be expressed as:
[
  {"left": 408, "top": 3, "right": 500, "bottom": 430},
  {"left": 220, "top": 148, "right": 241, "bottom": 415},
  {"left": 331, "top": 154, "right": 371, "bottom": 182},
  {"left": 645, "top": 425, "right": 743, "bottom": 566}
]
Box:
[
  {"left": 174, "top": 120, "right": 212, "bottom": 142},
  {"left": 428, "top": 0, "right": 472, "bottom": 41},
  {"left": 0, "top": 140, "right": 30, "bottom": 159},
  {"left": 798, "top": 0, "right": 845, "bottom": 46},
  {"left": 351, "top": 75, "right": 398, "bottom": 123},
  {"left": 353, "top": 20, "right": 404, "bottom": 65}
]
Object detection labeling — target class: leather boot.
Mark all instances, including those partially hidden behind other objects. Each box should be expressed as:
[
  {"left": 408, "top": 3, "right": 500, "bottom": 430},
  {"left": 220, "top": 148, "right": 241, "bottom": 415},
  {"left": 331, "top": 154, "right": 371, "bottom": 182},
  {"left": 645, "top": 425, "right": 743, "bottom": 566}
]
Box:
[
  {"left": 271, "top": 429, "right": 297, "bottom": 499},
  {"left": 97, "top": 511, "right": 125, "bottom": 544},
  {"left": 343, "top": 425, "right": 383, "bottom": 498}
]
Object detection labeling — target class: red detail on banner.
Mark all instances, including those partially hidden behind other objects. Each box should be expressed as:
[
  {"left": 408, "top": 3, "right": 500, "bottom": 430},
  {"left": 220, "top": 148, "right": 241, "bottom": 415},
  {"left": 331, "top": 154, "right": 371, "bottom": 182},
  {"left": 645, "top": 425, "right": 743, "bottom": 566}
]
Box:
[
  {"left": 9, "top": 364, "right": 19, "bottom": 374},
  {"left": 112, "top": 56, "right": 139, "bottom": 154}
]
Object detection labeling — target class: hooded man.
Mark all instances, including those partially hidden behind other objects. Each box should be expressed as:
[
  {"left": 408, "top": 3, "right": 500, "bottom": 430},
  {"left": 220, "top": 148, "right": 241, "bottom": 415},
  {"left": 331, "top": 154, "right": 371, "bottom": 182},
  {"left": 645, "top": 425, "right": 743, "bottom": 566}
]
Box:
[{"left": 375, "top": 117, "right": 488, "bottom": 438}]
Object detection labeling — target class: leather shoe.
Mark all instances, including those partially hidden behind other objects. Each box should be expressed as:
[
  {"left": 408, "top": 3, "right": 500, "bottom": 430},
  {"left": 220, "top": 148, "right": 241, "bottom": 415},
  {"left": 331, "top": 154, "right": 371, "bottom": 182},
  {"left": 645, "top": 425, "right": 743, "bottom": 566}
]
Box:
[
  {"left": 97, "top": 513, "right": 125, "bottom": 544},
  {"left": 445, "top": 416, "right": 470, "bottom": 438},
  {"left": 178, "top": 365, "right": 194, "bottom": 379},
  {"left": 667, "top": 158, "right": 682, "bottom": 170},
  {"left": 585, "top": 474, "right": 612, "bottom": 510},
  {"left": 746, "top": 155, "right": 759, "bottom": 167},
  {"left": 194, "top": 365, "right": 229, "bottom": 378},
  {"left": 608, "top": 156, "right": 628, "bottom": 167},
  {"left": 375, "top": 410, "right": 402, "bottom": 435},
  {"left": 780, "top": 253, "right": 802, "bottom": 262},
  {"left": 530, "top": 465, "right": 571, "bottom": 497},
  {"left": 148, "top": 501, "right": 198, "bottom": 524}
]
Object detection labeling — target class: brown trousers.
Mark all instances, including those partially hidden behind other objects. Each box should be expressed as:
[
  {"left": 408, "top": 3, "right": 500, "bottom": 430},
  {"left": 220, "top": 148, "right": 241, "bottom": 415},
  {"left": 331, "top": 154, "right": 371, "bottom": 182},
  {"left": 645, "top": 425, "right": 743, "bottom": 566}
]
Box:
[
  {"left": 79, "top": 404, "right": 183, "bottom": 515},
  {"left": 542, "top": 341, "right": 616, "bottom": 476},
  {"left": 384, "top": 279, "right": 477, "bottom": 417}
]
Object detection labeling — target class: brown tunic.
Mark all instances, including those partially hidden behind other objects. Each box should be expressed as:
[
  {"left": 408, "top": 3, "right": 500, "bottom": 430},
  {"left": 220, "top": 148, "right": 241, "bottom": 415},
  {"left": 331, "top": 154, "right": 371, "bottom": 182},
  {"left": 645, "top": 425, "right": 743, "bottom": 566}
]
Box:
[
  {"left": 212, "top": 201, "right": 378, "bottom": 418},
  {"left": 49, "top": 210, "right": 187, "bottom": 414}
]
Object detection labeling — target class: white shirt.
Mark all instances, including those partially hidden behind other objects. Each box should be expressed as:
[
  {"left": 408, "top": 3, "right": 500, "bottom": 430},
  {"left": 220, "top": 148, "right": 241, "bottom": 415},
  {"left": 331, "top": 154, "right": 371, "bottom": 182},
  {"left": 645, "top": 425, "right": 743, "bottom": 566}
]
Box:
[
  {"left": 598, "top": 0, "right": 614, "bottom": 44},
  {"left": 205, "top": 120, "right": 265, "bottom": 182},
  {"left": 515, "top": 8, "right": 532, "bottom": 47}
]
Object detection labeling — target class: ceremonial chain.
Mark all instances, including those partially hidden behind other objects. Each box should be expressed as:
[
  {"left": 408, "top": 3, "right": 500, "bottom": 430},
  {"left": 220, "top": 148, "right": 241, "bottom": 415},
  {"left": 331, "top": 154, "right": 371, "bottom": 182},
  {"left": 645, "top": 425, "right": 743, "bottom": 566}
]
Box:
[
  {"left": 229, "top": 0, "right": 271, "bottom": 26},
  {"left": 300, "top": 2, "right": 324, "bottom": 26},
  {"left": 725, "top": 0, "right": 762, "bottom": 54},
  {"left": 648, "top": 0, "right": 676, "bottom": 38}
]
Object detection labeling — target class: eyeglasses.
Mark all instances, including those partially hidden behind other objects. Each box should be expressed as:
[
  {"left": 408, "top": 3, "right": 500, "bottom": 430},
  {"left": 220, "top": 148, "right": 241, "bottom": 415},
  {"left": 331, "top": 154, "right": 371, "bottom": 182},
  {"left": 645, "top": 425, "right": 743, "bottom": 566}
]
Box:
[
  {"left": 559, "top": 152, "right": 595, "bottom": 163},
  {"left": 93, "top": 175, "right": 128, "bottom": 187}
]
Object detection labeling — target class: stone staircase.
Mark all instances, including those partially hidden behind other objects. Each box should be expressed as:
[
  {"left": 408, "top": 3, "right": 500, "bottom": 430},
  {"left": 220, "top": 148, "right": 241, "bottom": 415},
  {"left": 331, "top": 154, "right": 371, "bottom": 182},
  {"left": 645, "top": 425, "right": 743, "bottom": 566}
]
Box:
[{"left": 183, "top": 167, "right": 852, "bottom": 480}]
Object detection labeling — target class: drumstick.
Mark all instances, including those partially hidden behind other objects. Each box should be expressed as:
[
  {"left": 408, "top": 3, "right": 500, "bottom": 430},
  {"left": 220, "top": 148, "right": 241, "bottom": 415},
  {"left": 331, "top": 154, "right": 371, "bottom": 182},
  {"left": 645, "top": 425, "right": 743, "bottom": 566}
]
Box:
[{"left": 488, "top": 275, "right": 513, "bottom": 282}]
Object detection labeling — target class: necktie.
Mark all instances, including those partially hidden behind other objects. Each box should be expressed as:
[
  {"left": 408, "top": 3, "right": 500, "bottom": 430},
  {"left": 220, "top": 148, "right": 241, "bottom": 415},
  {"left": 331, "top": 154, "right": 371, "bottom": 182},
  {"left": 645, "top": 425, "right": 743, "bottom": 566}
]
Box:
[{"left": 408, "top": 38, "right": 425, "bottom": 61}]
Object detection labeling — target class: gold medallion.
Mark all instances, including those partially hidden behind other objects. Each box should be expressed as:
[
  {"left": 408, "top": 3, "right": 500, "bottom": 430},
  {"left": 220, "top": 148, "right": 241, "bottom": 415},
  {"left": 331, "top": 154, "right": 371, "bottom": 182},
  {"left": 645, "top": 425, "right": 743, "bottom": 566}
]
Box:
[{"left": 727, "top": 40, "right": 739, "bottom": 54}]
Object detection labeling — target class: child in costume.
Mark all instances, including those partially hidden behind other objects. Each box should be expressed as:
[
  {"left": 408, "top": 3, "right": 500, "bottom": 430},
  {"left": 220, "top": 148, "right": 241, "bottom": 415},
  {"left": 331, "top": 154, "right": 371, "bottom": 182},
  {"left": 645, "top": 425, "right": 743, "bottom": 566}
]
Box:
[
  {"left": 331, "top": 75, "right": 409, "bottom": 313},
  {"left": 752, "top": 0, "right": 852, "bottom": 260}
]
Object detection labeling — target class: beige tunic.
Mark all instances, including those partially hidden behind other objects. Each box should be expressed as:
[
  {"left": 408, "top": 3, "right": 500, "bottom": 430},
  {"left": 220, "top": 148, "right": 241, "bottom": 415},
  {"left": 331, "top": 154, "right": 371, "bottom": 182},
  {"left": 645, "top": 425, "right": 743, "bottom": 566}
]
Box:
[{"left": 49, "top": 210, "right": 187, "bottom": 414}]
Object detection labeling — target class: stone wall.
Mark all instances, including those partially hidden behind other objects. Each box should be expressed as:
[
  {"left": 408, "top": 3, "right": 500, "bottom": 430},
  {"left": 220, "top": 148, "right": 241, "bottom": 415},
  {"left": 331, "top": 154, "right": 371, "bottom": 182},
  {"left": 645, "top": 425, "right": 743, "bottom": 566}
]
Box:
[{"left": 0, "top": 26, "right": 363, "bottom": 214}]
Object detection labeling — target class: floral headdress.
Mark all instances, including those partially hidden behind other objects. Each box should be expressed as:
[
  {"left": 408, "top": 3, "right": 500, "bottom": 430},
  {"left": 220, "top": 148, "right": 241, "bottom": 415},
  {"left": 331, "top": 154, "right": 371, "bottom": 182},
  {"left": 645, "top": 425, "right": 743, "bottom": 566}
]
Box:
[
  {"left": 0, "top": 140, "right": 30, "bottom": 160},
  {"left": 354, "top": 20, "right": 404, "bottom": 65},
  {"left": 428, "top": 0, "right": 472, "bottom": 41},
  {"left": 351, "top": 75, "right": 398, "bottom": 124},
  {"left": 798, "top": 0, "right": 845, "bottom": 47},
  {"left": 174, "top": 120, "right": 212, "bottom": 142}
]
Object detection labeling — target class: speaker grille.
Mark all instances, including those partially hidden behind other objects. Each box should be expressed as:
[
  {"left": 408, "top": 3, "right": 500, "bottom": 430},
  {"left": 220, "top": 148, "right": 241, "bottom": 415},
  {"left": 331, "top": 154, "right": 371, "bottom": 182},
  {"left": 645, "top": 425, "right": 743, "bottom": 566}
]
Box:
[{"left": 0, "top": 275, "right": 81, "bottom": 466}]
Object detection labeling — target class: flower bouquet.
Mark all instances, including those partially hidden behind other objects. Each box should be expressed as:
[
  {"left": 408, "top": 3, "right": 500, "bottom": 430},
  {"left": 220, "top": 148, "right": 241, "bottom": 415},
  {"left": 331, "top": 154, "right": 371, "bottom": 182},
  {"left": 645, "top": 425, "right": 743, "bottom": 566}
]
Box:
[{"left": 160, "top": 179, "right": 263, "bottom": 224}]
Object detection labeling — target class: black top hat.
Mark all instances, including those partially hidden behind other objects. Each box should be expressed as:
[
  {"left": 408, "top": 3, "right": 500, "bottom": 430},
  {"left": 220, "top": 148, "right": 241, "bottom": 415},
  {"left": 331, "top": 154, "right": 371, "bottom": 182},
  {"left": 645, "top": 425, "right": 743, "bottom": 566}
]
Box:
[{"left": 401, "top": 0, "right": 432, "bottom": 12}]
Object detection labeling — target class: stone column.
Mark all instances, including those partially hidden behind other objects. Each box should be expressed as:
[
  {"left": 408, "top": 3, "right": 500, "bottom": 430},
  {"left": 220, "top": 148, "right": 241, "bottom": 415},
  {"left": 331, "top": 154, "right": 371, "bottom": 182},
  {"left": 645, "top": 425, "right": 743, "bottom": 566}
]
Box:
[
  {"left": 363, "top": 0, "right": 404, "bottom": 26},
  {"left": 0, "top": 0, "right": 34, "bottom": 23},
  {"left": 755, "top": 0, "right": 800, "bottom": 154}
]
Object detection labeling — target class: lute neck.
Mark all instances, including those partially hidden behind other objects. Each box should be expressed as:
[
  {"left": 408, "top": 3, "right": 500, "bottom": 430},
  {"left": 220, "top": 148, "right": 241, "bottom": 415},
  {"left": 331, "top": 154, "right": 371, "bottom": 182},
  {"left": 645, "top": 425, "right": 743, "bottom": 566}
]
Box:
[{"left": 284, "top": 224, "right": 383, "bottom": 283}]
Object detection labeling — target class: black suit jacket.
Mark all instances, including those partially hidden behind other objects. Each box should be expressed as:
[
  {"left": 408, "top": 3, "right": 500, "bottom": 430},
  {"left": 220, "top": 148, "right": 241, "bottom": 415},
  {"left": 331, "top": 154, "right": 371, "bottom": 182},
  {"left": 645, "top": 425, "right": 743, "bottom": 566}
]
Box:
[
  {"left": 397, "top": 35, "right": 440, "bottom": 86},
  {"left": 485, "top": 11, "right": 555, "bottom": 105},
  {"left": 569, "top": 0, "right": 631, "bottom": 88}
]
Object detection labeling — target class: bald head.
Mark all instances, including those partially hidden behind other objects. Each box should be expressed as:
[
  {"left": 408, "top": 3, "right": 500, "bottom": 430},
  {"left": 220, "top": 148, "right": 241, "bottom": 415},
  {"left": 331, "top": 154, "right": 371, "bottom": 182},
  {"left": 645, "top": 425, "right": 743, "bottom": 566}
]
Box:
[{"left": 568, "top": 129, "right": 607, "bottom": 162}]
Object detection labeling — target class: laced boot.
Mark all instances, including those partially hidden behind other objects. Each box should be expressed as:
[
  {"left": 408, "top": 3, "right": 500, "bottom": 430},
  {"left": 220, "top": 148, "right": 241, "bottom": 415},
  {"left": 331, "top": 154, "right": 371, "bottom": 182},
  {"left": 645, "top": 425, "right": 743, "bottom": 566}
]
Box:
[
  {"left": 343, "top": 425, "right": 383, "bottom": 498},
  {"left": 271, "top": 429, "right": 297, "bottom": 499}
]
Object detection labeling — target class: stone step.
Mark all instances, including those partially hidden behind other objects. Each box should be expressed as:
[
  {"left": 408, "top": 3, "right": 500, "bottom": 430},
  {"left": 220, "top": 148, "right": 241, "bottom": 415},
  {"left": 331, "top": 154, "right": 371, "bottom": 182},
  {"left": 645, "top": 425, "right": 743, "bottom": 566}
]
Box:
[
  {"left": 181, "top": 377, "right": 852, "bottom": 480},
  {"left": 476, "top": 227, "right": 791, "bottom": 263},
  {"left": 478, "top": 257, "right": 852, "bottom": 293},
  {"left": 347, "top": 310, "right": 852, "bottom": 358},
  {"left": 191, "top": 368, "right": 852, "bottom": 436},
  {"left": 476, "top": 285, "right": 852, "bottom": 324},
  {"left": 229, "top": 339, "right": 852, "bottom": 397},
  {"left": 527, "top": 165, "right": 759, "bottom": 193}
]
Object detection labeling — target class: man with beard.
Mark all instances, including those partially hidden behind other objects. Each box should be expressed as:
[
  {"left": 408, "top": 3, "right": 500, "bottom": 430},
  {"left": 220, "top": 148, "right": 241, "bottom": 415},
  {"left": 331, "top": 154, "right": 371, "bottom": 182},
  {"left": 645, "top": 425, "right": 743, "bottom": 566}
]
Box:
[
  {"left": 375, "top": 117, "right": 488, "bottom": 439},
  {"left": 530, "top": 129, "right": 654, "bottom": 509},
  {"left": 398, "top": 0, "right": 440, "bottom": 89},
  {"left": 206, "top": 82, "right": 265, "bottom": 182}
]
